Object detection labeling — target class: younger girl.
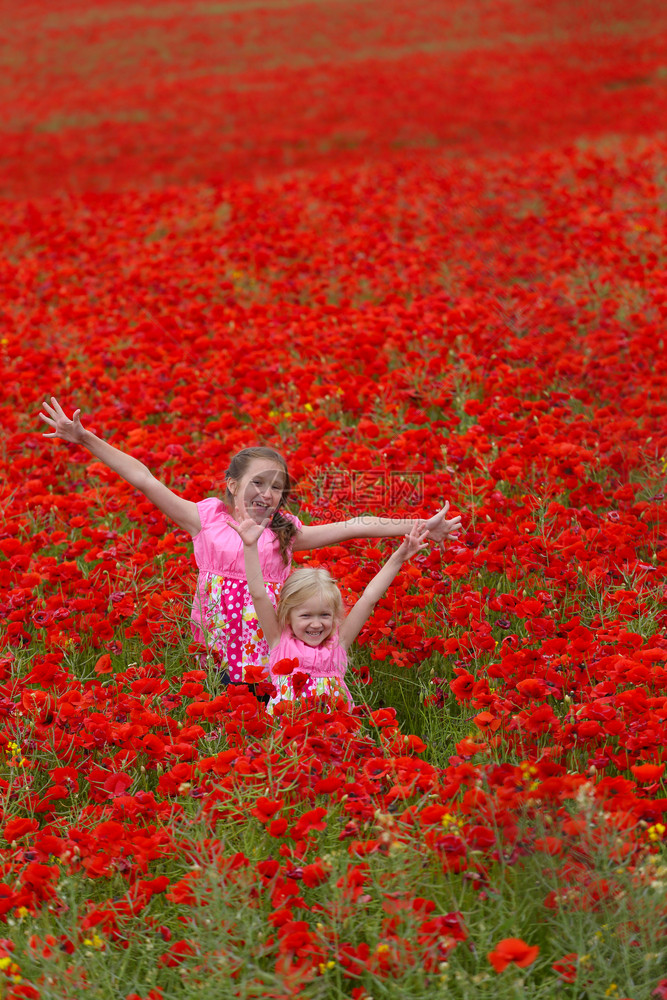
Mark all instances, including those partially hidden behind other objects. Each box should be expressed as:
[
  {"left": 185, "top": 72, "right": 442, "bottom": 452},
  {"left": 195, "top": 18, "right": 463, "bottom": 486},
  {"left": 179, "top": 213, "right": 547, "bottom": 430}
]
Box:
[
  {"left": 40, "top": 396, "right": 461, "bottom": 683},
  {"left": 232, "top": 510, "right": 430, "bottom": 711}
]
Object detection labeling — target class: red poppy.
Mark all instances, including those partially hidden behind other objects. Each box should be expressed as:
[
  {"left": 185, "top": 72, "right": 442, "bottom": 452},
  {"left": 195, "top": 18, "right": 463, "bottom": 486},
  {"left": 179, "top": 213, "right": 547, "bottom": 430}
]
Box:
[
  {"left": 552, "top": 953, "right": 578, "bottom": 983},
  {"left": 301, "top": 860, "right": 331, "bottom": 887},
  {"left": 290, "top": 808, "right": 327, "bottom": 840},
  {"left": 158, "top": 939, "right": 196, "bottom": 967},
  {"left": 631, "top": 763, "right": 665, "bottom": 782},
  {"left": 455, "top": 738, "right": 488, "bottom": 757},
  {"left": 450, "top": 670, "right": 475, "bottom": 701},
  {"left": 273, "top": 658, "right": 299, "bottom": 677},
  {"left": 103, "top": 772, "right": 134, "bottom": 798},
  {"left": 488, "top": 937, "right": 539, "bottom": 972},
  {"left": 474, "top": 712, "right": 501, "bottom": 733},
  {"left": 268, "top": 818, "right": 289, "bottom": 838},
  {"left": 291, "top": 671, "right": 310, "bottom": 697},
  {"left": 3, "top": 817, "right": 39, "bottom": 843},
  {"left": 253, "top": 798, "right": 283, "bottom": 824},
  {"left": 244, "top": 664, "right": 268, "bottom": 684}
]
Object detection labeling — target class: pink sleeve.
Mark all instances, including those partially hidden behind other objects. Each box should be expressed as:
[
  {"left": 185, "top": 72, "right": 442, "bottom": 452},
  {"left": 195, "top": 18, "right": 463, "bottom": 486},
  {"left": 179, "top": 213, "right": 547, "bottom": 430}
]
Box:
[
  {"left": 196, "top": 497, "right": 227, "bottom": 533},
  {"left": 192, "top": 497, "right": 236, "bottom": 574},
  {"left": 284, "top": 509, "right": 303, "bottom": 532}
]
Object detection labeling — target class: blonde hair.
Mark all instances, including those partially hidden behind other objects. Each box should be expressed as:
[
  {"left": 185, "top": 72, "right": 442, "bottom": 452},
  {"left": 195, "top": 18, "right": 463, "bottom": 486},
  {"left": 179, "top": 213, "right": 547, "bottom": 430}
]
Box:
[{"left": 277, "top": 568, "right": 343, "bottom": 632}]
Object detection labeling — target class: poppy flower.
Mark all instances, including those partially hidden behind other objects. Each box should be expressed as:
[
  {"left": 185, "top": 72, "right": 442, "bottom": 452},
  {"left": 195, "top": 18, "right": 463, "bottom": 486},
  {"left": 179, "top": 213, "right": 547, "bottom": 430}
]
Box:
[
  {"left": 103, "top": 772, "right": 134, "bottom": 798},
  {"left": 301, "top": 860, "right": 331, "bottom": 887},
  {"left": 631, "top": 763, "right": 664, "bottom": 782},
  {"left": 268, "top": 818, "right": 289, "bottom": 838},
  {"left": 488, "top": 937, "right": 539, "bottom": 972},
  {"left": 273, "top": 658, "right": 299, "bottom": 676},
  {"left": 455, "top": 738, "right": 488, "bottom": 757},
  {"left": 3, "top": 817, "right": 38, "bottom": 843},
  {"left": 552, "top": 953, "right": 578, "bottom": 983},
  {"left": 450, "top": 671, "right": 475, "bottom": 701},
  {"left": 158, "top": 939, "right": 196, "bottom": 967},
  {"left": 252, "top": 798, "right": 283, "bottom": 824},
  {"left": 244, "top": 664, "right": 268, "bottom": 684},
  {"left": 474, "top": 712, "right": 501, "bottom": 732},
  {"left": 290, "top": 808, "right": 327, "bottom": 839},
  {"left": 291, "top": 671, "right": 310, "bottom": 697}
]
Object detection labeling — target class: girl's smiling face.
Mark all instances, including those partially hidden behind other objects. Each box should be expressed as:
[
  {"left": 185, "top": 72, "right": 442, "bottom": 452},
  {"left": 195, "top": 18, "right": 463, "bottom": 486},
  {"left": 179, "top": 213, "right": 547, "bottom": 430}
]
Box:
[
  {"left": 228, "top": 458, "right": 286, "bottom": 523},
  {"left": 289, "top": 596, "right": 335, "bottom": 646}
]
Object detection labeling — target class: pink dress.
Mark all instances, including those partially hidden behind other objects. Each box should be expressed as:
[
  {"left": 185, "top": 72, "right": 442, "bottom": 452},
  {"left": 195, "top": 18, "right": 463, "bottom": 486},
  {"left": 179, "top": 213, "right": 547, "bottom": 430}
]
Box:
[
  {"left": 191, "top": 498, "right": 302, "bottom": 683},
  {"left": 268, "top": 630, "right": 353, "bottom": 712}
]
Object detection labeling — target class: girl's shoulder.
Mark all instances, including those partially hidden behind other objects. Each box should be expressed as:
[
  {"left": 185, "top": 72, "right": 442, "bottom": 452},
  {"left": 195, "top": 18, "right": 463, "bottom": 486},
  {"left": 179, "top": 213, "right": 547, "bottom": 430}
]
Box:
[
  {"left": 195, "top": 497, "right": 234, "bottom": 532},
  {"left": 270, "top": 630, "right": 300, "bottom": 658},
  {"left": 279, "top": 508, "right": 303, "bottom": 531}
]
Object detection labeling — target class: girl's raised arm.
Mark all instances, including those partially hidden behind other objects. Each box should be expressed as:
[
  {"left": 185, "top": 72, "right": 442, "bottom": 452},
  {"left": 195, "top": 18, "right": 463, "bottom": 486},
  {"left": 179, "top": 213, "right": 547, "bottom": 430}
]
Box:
[
  {"left": 229, "top": 513, "right": 281, "bottom": 649},
  {"left": 292, "top": 502, "right": 461, "bottom": 551},
  {"left": 337, "top": 522, "right": 429, "bottom": 650},
  {"left": 39, "top": 396, "right": 201, "bottom": 537}
]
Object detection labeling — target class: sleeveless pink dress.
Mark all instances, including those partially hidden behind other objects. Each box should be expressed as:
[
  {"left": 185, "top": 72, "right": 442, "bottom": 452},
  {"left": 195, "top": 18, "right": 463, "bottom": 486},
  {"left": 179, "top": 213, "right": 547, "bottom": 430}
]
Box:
[
  {"left": 191, "top": 498, "right": 302, "bottom": 683},
  {"left": 268, "top": 630, "right": 353, "bottom": 712}
]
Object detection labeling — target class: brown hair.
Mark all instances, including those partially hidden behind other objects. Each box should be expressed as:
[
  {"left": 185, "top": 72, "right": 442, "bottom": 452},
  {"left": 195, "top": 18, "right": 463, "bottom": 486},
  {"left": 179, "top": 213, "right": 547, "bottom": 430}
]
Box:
[
  {"left": 276, "top": 568, "right": 343, "bottom": 633},
  {"left": 224, "top": 446, "right": 297, "bottom": 565}
]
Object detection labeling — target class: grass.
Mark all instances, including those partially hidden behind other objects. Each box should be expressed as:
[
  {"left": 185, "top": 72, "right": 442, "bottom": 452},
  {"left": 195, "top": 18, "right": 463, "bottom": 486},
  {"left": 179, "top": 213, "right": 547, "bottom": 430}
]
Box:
[{"left": 8, "top": 759, "right": 666, "bottom": 998}]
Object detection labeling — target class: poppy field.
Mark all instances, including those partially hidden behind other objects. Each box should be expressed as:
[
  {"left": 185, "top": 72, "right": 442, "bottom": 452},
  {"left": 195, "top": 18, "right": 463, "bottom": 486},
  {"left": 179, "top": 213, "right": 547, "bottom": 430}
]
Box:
[{"left": 1, "top": 0, "right": 667, "bottom": 997}]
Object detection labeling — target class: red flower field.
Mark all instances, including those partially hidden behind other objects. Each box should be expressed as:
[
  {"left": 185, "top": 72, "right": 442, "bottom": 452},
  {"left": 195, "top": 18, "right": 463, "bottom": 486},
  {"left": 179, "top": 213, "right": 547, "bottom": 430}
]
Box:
[{"left": 1, "top": 0, "right": 667, "bottom": 996}]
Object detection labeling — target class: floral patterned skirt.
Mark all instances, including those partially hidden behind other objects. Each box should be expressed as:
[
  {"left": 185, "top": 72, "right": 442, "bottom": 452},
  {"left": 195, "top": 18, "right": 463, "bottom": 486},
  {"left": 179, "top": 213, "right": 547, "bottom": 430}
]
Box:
[{"left": 198, "top": 574, "right": 281, "bottom": 684}]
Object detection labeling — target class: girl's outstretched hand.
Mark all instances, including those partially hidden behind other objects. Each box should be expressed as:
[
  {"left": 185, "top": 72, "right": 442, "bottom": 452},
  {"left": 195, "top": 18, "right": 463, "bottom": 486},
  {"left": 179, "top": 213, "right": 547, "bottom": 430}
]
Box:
[
  {"left": 395, "top": 521, "right": 430, "bottom": 561},
  {"left": 229, "top": 518, "right": 266, "bottom": 547},
  {"left": 39, "top": 396, "right": 86, "bottom": 444},
  {"left": 228, "top": 500, "right": 272, "bottom": 546},
  {"left": 424, "top": 501, "right": 462, "bottom": 542}
]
